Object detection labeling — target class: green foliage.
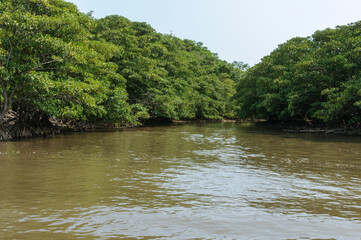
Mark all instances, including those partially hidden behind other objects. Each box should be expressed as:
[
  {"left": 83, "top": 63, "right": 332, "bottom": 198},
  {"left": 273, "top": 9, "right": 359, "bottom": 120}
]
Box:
[
  {"left": 236, "top": 22, "right": 361, "bottom": 126},
  {"left": 0, "top": 0, "right": 244, "bottom": 130},
  {"left": 95, "top": 15, "right": 242, "bottom": 120},
  {"left": 0, "top": 0, "right": 134, "bottom": 125}
]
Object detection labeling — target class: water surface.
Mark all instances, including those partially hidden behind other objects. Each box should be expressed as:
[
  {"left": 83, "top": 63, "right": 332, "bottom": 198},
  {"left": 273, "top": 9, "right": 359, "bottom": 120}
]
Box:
[{"left": 0, "top": 123, "right": 360, "bottom": 239}]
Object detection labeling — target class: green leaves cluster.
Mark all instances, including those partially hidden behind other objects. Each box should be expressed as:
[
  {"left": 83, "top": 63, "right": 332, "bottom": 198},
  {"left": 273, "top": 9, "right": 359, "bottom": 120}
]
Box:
[
  {"left": 95, "top": 15, "right": 241, "bottom": 120},
  {"left": 236, "top": 22, "right": 361, "bottom": 126},
  {"left": 0, "top": 0, "right": 134, "bottom": 124},
  {"left": 0, "top": 0, "right": 242, "bottom": 127}
]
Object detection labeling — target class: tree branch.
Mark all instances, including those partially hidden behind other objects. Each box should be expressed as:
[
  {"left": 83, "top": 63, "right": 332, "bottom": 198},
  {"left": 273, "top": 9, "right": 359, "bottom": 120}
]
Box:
[
  {"left": 6, "top": 40, "right": 13, "bottom": 68},
  {"left": 33, "top": 68, "right": 60, "bottom": 71},
  {"left": 32, "top": 59, "right": 60, "bottom": 71}
]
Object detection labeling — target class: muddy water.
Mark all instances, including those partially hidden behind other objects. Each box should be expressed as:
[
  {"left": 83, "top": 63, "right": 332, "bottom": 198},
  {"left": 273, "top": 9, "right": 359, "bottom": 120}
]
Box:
[{"left": 0, "top": 123, "right": 360, "bottom": 239}]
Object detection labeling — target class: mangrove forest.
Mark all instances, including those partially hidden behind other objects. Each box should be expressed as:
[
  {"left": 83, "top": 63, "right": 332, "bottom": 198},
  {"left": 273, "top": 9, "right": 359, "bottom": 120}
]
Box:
[{"left": 1, "top": 0, "right": 361, "bottom": 140}]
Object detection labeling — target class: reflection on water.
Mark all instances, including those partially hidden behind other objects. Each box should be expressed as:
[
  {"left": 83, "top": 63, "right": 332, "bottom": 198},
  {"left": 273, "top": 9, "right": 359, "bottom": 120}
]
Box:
[{"left": 0, "top": 123, "right": 360, "bottom": 239}]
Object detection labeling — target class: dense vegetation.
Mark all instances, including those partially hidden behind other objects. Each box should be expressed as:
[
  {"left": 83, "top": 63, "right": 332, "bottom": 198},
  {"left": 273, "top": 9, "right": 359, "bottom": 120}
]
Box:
[
  {"left": 235, "top": 22, "right": 361, "bottom": 127},
  {"left": 0, "top": 0, "right": 242, "bottom": 140},
  {"left": 1, "top": 0, "right": 360, "bottom": 140},
  {"left": 94, "top": 15, "right": 243, "bottom": 120}
]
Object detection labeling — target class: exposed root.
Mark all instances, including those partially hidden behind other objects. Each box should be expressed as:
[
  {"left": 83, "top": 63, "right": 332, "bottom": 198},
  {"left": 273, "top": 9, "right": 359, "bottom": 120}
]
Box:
[
  {"left": 0, "top": 110, "right": 57, "bottom": 141},
  {"left": 0, "top": 123, "right": 12, "bottom": 141}
]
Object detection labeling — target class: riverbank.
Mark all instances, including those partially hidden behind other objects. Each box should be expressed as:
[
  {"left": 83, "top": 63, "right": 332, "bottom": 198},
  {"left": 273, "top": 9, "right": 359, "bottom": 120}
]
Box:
[
  {"left": 1, "top": 116, "right": 360, "bottom": 142},
  {"left": 0, "top": 112, "right": 132, "bottom": 141},
  {"left": 0, "top": 116, "right": 237, "bottom": 141},
  {"left": 256, "top": 121, "right": 361, "bottom": 136}
]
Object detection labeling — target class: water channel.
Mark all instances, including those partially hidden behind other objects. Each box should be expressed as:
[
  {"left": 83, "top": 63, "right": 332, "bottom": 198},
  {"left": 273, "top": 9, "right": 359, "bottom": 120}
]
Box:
[{"left": 0, "top": 123, "right": 360, "bottom": 239}]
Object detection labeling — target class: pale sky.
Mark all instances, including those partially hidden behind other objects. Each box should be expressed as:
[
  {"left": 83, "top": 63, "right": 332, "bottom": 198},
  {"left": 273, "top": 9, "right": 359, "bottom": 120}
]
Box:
[{"left": 67, "top": 0, "right": 361, "bottom": 66}]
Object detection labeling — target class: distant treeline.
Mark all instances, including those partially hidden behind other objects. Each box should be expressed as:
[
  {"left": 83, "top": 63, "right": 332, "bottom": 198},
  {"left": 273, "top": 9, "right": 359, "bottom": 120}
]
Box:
[
  {"left": 1, "top": 0, "right": 360, "bottom": 140},
  {"left": 236, "top": 22, "right": 361, "bottom": 127}
]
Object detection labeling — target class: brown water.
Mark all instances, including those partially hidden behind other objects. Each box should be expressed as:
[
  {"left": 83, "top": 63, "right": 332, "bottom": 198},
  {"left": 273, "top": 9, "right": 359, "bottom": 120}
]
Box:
[{"left": 0, "top": 123, "right": 360, "bottom": 239}]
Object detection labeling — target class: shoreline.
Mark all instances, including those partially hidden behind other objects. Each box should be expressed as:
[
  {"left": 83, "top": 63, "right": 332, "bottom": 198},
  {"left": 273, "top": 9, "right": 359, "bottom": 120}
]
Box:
[
  {"left": 1, "top": 118, "right": 360, "bottom": 142},
  {"left": 0, "top": 117, "right": 245, "bottom": 142},
  {"left": 255, "top": 121, "right": 361, "bottom": 136}
]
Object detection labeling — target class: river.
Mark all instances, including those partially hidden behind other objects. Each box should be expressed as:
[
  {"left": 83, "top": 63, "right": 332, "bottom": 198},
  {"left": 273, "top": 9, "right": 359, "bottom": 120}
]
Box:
[{"left": 0, "top": 123, "right": 360, "bottom": 239}]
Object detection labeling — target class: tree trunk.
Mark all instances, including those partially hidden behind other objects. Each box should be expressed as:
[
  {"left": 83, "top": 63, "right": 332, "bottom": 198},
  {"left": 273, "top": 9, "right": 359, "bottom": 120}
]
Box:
[
  {"left": 0, "top": 79, "right": 11, "bottom": 140},
  {"left": 0, "top": 78, "right": 8, "bottom": 124}
]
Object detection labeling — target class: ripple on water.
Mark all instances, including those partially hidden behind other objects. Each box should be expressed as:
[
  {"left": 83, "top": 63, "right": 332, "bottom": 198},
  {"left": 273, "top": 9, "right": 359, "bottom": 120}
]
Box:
[{"left": 0, "top": 123, "right": 360, "bottom": 239}]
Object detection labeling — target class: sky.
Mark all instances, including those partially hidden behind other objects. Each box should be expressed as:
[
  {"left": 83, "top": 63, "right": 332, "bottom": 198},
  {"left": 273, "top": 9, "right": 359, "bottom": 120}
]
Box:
[{"left": 67, "top": 0, "right": 361, "bottom": 66}]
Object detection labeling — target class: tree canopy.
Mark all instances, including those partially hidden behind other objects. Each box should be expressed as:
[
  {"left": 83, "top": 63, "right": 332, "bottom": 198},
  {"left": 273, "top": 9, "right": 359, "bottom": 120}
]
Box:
[
  {"left": 95, "top": 15, "right": 241, "bottom": 120},
  {"left": 235, "top": 22, "right": 361, "bottom": 127},
  {"left": 1, "top": 0, "right": 360, "bottom": 140},
  {"left": 0, "top": 0, "right": 135, "bottom": 129},
  {"left": 0, "top": 0, "right": 242, "bottom": 140}
]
